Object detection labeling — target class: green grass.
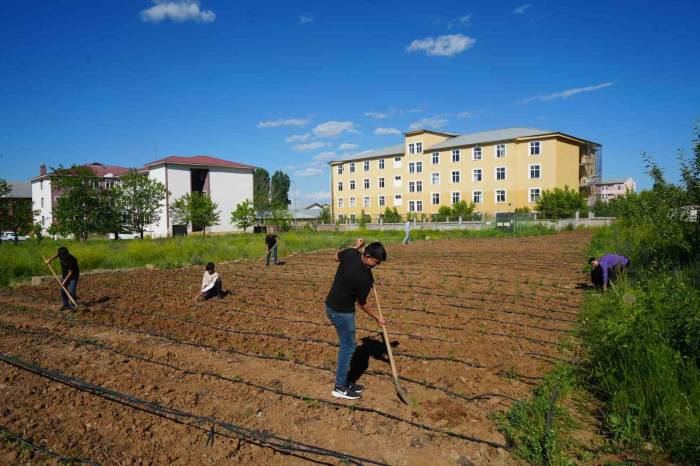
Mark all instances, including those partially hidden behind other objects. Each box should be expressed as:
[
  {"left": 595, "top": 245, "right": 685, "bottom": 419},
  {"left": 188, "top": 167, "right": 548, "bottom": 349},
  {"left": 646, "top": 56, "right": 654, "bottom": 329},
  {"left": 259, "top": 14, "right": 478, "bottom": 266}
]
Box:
[{"left": 0, "top": 225, "right": 556, "bottom": 287}]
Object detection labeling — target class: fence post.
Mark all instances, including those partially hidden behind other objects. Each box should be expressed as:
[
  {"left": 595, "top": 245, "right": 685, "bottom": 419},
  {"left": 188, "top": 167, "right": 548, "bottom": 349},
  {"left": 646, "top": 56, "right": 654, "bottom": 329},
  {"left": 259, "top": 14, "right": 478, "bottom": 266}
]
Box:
[{"left": 575, "top": 210, "right": 580, "bottom": 228}]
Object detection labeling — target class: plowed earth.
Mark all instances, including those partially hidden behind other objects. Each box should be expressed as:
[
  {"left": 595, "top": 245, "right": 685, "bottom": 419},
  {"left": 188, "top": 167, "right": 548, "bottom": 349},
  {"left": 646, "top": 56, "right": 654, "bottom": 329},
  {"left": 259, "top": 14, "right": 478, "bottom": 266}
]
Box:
[{"left": 0, "top": 231, "right": 591, "bottom": 465}]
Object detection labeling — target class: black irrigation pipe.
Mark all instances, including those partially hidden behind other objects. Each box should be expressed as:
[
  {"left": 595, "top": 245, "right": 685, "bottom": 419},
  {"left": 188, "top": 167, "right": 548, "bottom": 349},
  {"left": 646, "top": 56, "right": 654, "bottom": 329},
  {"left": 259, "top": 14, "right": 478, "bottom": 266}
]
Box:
[
  {"left": 0, "top": 353, "right": 390, "bottom": 466},
  {"left": 0, "top": 323, "right": 512, "bottom": 450},
  {"left": 449, "top": 303, "right": 577, "bottom": 324},
  {"left": 465, "top": 317, "right": 571, "bottom": 335},
  {"left": 1, "top": 307, "right": 522, "bottom": 406},
  {"left": 0, "top": 424, "right": 100, "bottom": 465}
]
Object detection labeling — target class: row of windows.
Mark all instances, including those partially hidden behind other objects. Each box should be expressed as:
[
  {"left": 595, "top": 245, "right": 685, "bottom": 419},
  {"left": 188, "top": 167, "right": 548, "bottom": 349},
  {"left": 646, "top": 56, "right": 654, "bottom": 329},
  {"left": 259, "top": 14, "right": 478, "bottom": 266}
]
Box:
[
  {"left": 336, "top": 165, "right": 542, "bottom": 191},
  {"left": 337, "top": 142, "right": 542, "bottom": 174},
  {"left": 337, "top": 188, "right": 542, "bottom": 209}
]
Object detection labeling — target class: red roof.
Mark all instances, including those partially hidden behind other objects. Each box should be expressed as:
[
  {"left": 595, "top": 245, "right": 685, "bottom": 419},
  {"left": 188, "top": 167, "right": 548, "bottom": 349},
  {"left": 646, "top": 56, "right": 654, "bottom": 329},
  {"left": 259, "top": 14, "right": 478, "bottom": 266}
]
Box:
[
  {"left": 144, "top": 155, "right": 255, "bottom": 170},
  {"left": 84, "top": 163, "right": 132, "bottom": 177}
]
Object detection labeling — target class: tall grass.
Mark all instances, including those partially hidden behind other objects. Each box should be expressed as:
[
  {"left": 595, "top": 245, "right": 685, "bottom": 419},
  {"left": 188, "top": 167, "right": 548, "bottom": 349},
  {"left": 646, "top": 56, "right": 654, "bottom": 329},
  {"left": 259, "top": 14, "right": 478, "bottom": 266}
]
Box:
[{"left": 0, "top": 224, "right": 555, "bottom": 286}]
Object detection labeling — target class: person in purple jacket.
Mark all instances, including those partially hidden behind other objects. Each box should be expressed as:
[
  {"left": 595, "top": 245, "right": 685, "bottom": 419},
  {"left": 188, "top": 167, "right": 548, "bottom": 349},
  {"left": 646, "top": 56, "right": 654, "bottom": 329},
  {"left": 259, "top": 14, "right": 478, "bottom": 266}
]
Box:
[{"left": 589, "top": 254, "right": 630, "bottom": 291}]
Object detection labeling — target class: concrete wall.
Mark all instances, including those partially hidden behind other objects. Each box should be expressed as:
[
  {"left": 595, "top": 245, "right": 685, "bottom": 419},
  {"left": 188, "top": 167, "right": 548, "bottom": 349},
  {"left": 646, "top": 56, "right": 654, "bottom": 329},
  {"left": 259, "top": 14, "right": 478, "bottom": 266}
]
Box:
[{"left": 208, "top": 167, "right": 254, "bottom": 234}]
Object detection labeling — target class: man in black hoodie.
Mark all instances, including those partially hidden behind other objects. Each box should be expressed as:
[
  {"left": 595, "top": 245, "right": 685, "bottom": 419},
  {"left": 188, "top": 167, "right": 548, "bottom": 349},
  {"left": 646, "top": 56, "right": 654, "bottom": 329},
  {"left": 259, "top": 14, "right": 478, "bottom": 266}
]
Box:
[{"left": 45, "top": 247, "right": 79, "bottom": 310}]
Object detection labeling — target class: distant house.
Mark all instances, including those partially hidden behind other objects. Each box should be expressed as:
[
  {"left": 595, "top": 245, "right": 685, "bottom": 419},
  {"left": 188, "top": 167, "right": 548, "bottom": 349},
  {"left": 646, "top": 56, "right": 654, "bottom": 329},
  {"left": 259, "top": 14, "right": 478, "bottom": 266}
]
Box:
[
  {"left": 141, "top": 155, "right": 255, "bottom": 237},
  {"left": 303, "top": 202, "right": 329, "bottom": 210},
  {"left": 590, "top": 177, "right": 636, "bottom": 205},
  {"left": 3, "top": 181, "right": 31, "bottom": 201}
]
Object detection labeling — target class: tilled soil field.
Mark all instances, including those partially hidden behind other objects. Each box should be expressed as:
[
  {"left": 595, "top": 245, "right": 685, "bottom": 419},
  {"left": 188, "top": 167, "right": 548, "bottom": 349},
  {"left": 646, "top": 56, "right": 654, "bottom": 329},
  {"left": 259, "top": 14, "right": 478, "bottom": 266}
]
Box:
[{"left": 0, "top": 231, "right": 591, "bottom": 465}]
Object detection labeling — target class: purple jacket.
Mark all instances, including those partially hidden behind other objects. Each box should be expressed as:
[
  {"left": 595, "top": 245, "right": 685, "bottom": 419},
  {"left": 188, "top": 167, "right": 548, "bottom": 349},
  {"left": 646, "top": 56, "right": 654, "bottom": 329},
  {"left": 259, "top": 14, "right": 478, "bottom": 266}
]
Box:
[{"left": 599, "top": 254, "right": 630, "bottom": 283}]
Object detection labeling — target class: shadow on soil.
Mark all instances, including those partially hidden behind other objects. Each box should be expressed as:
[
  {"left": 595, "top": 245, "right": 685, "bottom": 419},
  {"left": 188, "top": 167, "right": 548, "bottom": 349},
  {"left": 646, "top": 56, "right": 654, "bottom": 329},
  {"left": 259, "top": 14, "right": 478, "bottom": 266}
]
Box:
[{"left": 348, "top": 336, "right": 398, "bottom": 384}]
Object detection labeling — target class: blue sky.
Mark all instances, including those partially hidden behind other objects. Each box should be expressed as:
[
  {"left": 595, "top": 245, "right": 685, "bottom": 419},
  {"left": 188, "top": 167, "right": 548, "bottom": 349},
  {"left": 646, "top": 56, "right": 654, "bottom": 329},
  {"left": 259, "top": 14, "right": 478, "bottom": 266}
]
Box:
[{"left": 1, "top": 0, "right": 699, "bottom": 204}]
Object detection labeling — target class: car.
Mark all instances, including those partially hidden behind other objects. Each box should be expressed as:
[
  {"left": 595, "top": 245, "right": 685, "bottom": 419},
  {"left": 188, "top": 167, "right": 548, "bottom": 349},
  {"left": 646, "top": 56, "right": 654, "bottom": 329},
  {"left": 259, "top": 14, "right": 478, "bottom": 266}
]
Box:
[{"left": 1, "top": 232, "right": 29, "bottom": 241}]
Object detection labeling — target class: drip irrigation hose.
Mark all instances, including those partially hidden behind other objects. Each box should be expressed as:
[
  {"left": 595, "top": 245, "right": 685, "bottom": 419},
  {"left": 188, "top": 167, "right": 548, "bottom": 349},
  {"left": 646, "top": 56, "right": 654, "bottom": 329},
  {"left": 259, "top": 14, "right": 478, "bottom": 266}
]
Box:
[{"left": 0, "top": 424, "right": 100, "bottom": 465}]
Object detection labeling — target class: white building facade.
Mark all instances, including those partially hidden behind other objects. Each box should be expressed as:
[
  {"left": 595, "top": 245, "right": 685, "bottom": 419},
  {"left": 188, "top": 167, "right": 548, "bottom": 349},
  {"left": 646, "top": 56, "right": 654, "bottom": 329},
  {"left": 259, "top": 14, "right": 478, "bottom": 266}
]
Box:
[{"left": 590, "top": 177, "right": 636, "bottom": 205}]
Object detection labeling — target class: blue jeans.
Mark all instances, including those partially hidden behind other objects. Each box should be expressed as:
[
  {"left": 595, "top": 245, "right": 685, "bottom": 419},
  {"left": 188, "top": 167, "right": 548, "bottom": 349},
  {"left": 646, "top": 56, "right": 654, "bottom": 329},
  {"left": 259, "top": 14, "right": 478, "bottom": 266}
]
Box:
[
  {"left": 61, "top": 278, "right": 78, "bottom": 308},
  {"left": 325, "top": 304, "right": 356, "bottom": 388},
  {"left": 266, "top": 245, "right": 278, "bottom": 265},
  {"left": 402, "top": 232, "right": 410, "bottom": 244}
]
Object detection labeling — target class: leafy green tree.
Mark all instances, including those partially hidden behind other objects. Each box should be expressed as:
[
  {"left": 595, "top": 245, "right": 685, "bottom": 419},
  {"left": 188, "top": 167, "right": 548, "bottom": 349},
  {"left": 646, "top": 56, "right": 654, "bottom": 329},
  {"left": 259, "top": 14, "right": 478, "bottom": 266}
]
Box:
[
  {"left": 51, "top": 166, "right": 103, "bottom": 240},
  {"left": 382, "top": 207, "right": 401, "bottom": 223},
  {"left": 432, "top": 205, "right": 453, "bottom": 221},
  {"left": 113, "top": 171, "right": 167, "bottom": 238},
  {"left": 270, "top": 170, "right": 291, "bottom": 208},
  {"left": 266, "top": 207, "right": 293, "bottom": 232},
  {"left": 318, "top": 205, "right": 331, "bottom": 223},
  {"left": 536, "top": 186, "right": 588, "bottom": 219},
  {"left": 32, "top": 222, "right": 44, "bottom": 242},
  {"left": 170, "top": 192, "right": 221, "bottom": 237},
  {"left": 358, "top": 209, "right": 371, "bottom": 228},
  {"left": 253, "top": 168, "right": 271, "bottom": 211},
  {"left": 230, "top": 199, "right": 256, "bottom": 232},
  {"left": 0, "top": 179, "right": 9, "bottom": 197},
  {"left": 452, "top": 200, "right": 476, "bottom": 219},
  {"left": 1, "top": 198, "right": 33, "bottom": 242}
]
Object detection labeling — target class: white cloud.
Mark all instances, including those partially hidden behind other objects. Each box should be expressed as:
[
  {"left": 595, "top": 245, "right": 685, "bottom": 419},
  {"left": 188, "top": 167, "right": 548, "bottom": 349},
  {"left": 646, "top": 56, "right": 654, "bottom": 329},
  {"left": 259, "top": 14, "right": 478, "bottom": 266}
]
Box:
[
  {"left": 374, "top": 127, "right": 401, "bottom": 136},
  {"left": 521, "top": 81, "right": 614, "bottom": 104},
  {"left": 364, "top": 111, "right": 388, "bottom": 119},
  {"left": 448, "top": 14, "right": 471, "bottom": 29},
  {"left": 312, "top": 120, "right": 358, "bottom": 138},
  {"left": 299, "top": 15, "right": 313, "bottom": 24},
  {"left": 409, "top": 116, "right": 448, "bottom": 130},
  {"left": 406, "top": 34, "right": 476, "bottom": 57},
  {"left": 455, "top": 111, "right": 471, "bottom": 118},
  {"left": 313, "top": 151, "right": 337, "bottom": 161},
  {"left": 338, "top": 143, "right": 358, "bottom": 150},
  {"left": 285, "top": 133, "right": 311, "bottom": 143},
  {"left": 257, "top": 118, "right": 310, "bottom": 128},
  {"left": 298, "top": 190, "right": 329, "bottom": 202},
  {"left": 292, "top": 141, "right": 331, "bottom": 152},
  {"left": 140, "top": 0, "right": 215, "bottom": 23},
  {"left": 294, "top": 167, "right": 323, "bottom": 178},
  {"left": 513, "top": 4, "right": 532, "bottom": 14}
]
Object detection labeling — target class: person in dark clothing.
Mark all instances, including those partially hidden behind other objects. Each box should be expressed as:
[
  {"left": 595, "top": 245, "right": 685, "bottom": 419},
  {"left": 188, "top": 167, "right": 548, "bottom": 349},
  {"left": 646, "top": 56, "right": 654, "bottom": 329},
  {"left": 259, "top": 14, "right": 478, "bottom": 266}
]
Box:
[
  {"left": 589, "top": 254, "right": 630, "bottom": 291},
  {"left": 325, "top": 238, "right": 387, "bottom": 400},
  {"left": 265, "top": 233, "right": 278, "bottom": 266},
  {"left": 45, "top": 246, "right": 79, "bottom": 310}
]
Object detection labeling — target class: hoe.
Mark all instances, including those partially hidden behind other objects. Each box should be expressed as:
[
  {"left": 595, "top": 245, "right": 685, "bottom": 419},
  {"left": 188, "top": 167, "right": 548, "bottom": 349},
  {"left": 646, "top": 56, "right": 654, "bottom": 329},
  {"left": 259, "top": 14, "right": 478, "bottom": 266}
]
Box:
[
  {"left": 372, "top": 284, "right": 409, "bottom": 405},
  {"left": 42, "top": 255, "right": 79, "bottom": 310}
]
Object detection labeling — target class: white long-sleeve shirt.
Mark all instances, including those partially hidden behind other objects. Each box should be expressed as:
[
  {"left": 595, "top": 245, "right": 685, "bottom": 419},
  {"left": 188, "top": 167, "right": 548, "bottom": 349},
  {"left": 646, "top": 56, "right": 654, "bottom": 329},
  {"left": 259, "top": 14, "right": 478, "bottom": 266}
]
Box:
[{"left": 201, "top": 271, "right": 219, "bottom": 292}]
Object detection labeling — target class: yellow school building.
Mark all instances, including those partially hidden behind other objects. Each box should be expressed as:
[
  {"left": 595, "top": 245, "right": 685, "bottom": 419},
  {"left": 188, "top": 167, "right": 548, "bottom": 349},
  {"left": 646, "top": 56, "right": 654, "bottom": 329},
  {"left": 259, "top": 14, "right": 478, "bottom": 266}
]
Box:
[{"left": 329, "top": 127, "right": 601, "bottom": 222}]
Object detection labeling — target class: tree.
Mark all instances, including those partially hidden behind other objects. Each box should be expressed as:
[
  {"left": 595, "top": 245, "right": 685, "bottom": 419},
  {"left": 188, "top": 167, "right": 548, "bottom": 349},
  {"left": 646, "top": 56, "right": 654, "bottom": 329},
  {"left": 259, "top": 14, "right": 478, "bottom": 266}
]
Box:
[
  {"left": 0, "top": 179, "right": 9, "bottom": 197},
  {"left": 382, "top": 207, "right": 401, "bottom": 223},
  {"left": 318, "top": 206, "right": 331, "bottom": 223},
  {"left": 112, "top": 171, "right": 167, "bottom": 238},
  {"left": 433, "top": 205, "right": 453, "bottom": 221},
  {"left": 266, "top": 207, "right": 292, "bottom": 232},
  {"left": 170, "top": 192, "right": 221, "bottom": 237},
  {"left": 270, "top": 171, "right": 291, "bottom": 208},
  {"left": 2, "top": 199, "right": 34, "bottom": 242},
  {"left": 358, "top": 209, "right": 371, "bottom": 228},
  {"left": 230, "top": 200, "right": 256, "bottom": 232},
  {"left": 51, "top": 166, "right": 103, "bottom": 240},
  {"left": 536, "top": 185, "right": 588, "bottom": 219},
  {"left": 253, "top": 168, "right": 271, "bottom": 212},
  {"left": 451, "top": 200, "right": 476, "bottom": 219}
]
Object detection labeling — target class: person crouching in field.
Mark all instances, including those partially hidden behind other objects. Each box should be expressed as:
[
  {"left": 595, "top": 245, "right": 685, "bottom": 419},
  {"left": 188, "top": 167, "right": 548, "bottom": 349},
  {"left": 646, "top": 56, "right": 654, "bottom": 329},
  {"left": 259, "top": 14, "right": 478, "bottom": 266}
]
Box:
[
  {"left": 265, "top": 233, "right": 278, "bottom": 266},
  {"left": 325, "top": 238, "right": 387, "bottom": 400},
  {"left": 197, "top": 262, "right": 223, "bottom": 300},
  {"left": 589, "top": 254, "right": 630, "bottom": 292},
  {"left": 45, "top": 247, "right": 79, "bottom": 310}
]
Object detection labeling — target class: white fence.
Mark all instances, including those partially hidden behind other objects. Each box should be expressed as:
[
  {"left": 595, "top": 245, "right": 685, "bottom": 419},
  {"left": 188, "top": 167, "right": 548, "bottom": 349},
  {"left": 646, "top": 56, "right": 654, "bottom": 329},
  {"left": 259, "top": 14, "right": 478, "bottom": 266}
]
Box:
[{"left": 316, "top": 217, "right": 615, "bottom": 232}]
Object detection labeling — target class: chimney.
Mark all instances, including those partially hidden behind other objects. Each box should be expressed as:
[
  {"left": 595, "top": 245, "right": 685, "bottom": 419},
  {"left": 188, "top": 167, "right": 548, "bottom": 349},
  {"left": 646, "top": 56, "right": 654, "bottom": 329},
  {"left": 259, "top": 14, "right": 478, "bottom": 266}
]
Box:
[{"left": 40, "top": 164, "right": 47, "bottom": 176}]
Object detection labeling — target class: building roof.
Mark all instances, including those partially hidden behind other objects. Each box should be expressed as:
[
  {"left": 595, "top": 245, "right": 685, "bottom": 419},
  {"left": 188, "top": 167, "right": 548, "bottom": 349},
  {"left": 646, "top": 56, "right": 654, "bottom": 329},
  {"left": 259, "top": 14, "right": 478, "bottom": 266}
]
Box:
[
  {"left": 595, "top": 178, "right": 632, "bottom": 186},
  {"left": 143, "top": 155, "right": 255, "bottom": 170},
  {"left": 84, "top": 163, "right": 132, "bottom": 177},
  {"left": 426, "top": 127, "right": 554, "bottom": 150},
  {"left": 3, "top": 181, "right": 31, "bottom": 198},
  {"left": 331, "top": 144, "right": 404, "bottom": 163},
  {"left": 304, "top": 203, "right": 328, "bottom": 210}
]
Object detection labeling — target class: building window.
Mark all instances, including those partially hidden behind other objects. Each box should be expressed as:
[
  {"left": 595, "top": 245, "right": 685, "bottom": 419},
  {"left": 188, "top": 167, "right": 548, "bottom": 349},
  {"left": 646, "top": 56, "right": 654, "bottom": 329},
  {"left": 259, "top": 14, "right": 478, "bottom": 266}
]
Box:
[
  {"left": 337, "top": 181, "right": 343, "bottom": 192},
  {"left": 349, "top": 162, "right": 355, "bottom": 173},
  {"left": 350, "top": 180, "right": 356, "bottom": 190},
  {"left": 529, "top": 188, "right": 541, "bottom": 203},
  {"left": 363, "top": 178, "right": 369, "bottom": 189},
  {"left": 338, "top": 198, "right": 344, "bottom": 208},
  {"left": 408, "top": 200, "right": 416, "bottom": 212},
  {"left": 432, "top": 172, "right": 440, "bottom": 184},
  {"left": 41, "top": 198, "right": 44, "bottom": 208},
  {"left": 496, "top": 166, "right": 506, "bottom": 181},
  {"left": 416, "top": 142, "right": 423, "bottom": 153},
  {"left": 41, "top": 216, "right": 46, "bottom": 226},
  {"left": 363, "top": 160, "right": 370, "bottom": 171},
  {"left": 379, "top": 159, "right": 385, "bottom": 170},
  {"left": 472, "top": 190, "right": 483, "bottom": 204},
  {"left": 451, "top": 171, "right": 460, "bottom": 183},
  {"left": 408, "top": 143, "right": 415, "bottom": 154},
  {"left": 472, "top": 168, "right": 482, "bottom": 182},
  {"left": 378, "top": 177, "right": 385, "bottom": 188},
  {"left": 416, "top": 200, "right": 423, "bottom": 211},
  {"left": 473, "top": 146, "right": 482, "bottom": 160},
  {"left": 408, "top": 162, "right": 415, "bottom": 174},
  {"left": 529, "top": 164, "right": 541, "bottom": 179},
  {"left": 496, "top": 144, "right": 506, "bottom": 158},
  {"left": 452, "top": 149, "right": 460, "bottom": 162},
  {"left": 394, "top": 175, "right": 402, "bottom": 187},
  {"left": 432, "top": 153, "right": 439, "bottom": 164},
  {"left": 363, "top": 196, "right": 370, "bottom": 207},
  {"left": 432, "top": 193, "right": 440, "bottom": 205},
  {"left": 529, "top": 141, "right": 541, "bottom": 155},
  {"left": 416, "top": 161, "right": 423, "bottom": 173},
  {"left": 337, "top": 165, "right": 343, "bottom": 175},
  {"left": 394, "top": 157, "right": 402, "bottom": 168},
  {"left": 495, "top": 189, "right": 506, "bottom": 203},
  {"left": 416, "top": 181, "right": 423, "bottom": 192},
  {"left": 394, "top": 194, "right": 402, "bottom": 206},
  {"left": 452, "top": 192, "right": 461, "bottom": 204},
  {"left": 379, "top": 195, "right": 386, "bottom": 206},
  {"left": 408, "top": 181, "right": 416, "bottom": 193},
  {"left": 349, "top": 197, "right": 356, "bottom": 208}
]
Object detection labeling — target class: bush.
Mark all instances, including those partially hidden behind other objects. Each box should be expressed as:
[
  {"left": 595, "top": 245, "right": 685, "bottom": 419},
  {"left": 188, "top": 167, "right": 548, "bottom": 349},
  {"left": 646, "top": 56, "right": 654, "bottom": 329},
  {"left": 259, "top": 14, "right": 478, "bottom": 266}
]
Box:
[{"left": 536, "top": 185, "right": 588, "bottom": 219}]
